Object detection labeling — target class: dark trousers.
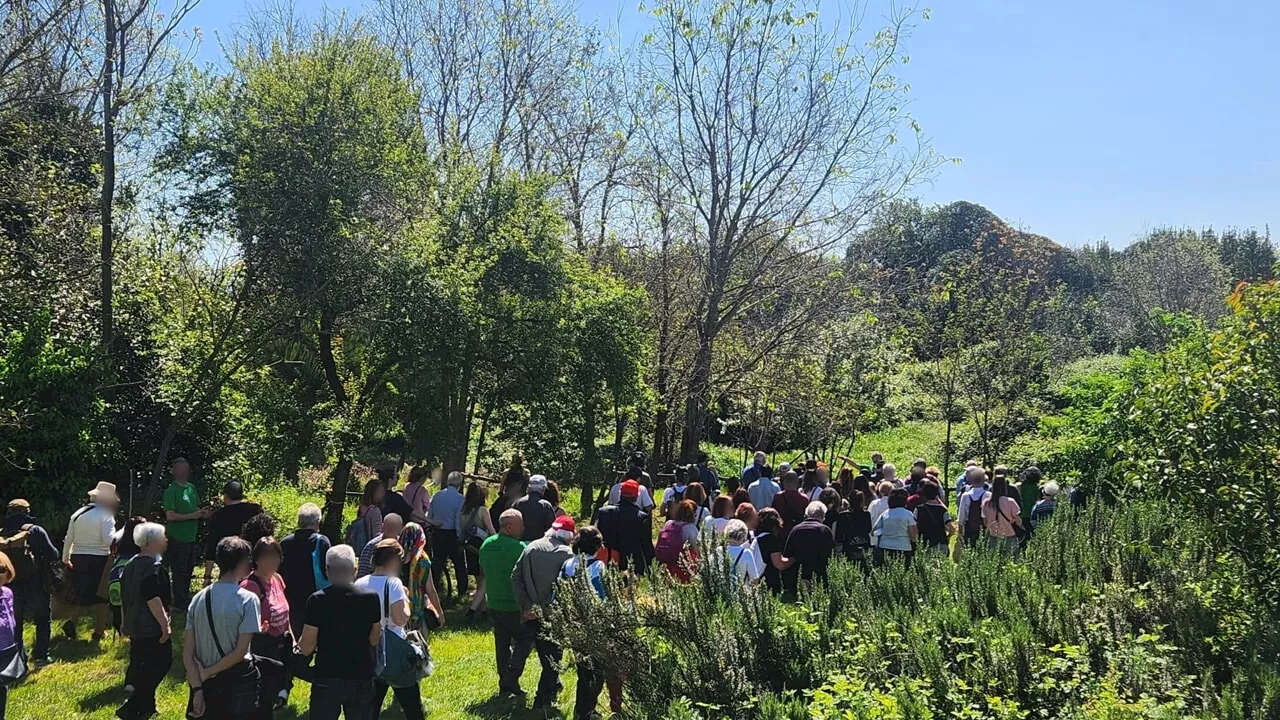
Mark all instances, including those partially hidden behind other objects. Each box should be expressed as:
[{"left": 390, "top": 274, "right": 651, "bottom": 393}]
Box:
[
  {"left": 251, "top": 631, "right": 294, "bottom": 697},
  {"left": 12, "top": 581, "right": 51, "bottom": 660},
  {"left": 574, "top": 660, "right": 605, "bottom": 719},
  {"left": 199, "top": 661, "right": 264, "bottom": 720},
  {"left": 371, "top": 678, "right": 424, "bottom": 720},
  {"left": 0, "top": 684, "right": 7, "bottom": 720},
  {"left": 120, "top": 636, "right": 171, "bottom": 717},
  {"left": 510, "top": 618, "right": 562, "bottom": 705},
  {"left": 491, "top": 609, "right": 527, "bottom": 694},
  {"left": 310, "top": 677, "right": 375, "bottom": 720},
  {"left": 166, "top": 540, "right": 198, "bottom": 609},
  {"left": 429, "top": 529, "right": 468, "bottom": 597}
]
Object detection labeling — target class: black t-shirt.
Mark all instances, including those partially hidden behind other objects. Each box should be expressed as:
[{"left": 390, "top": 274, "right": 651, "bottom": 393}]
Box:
[
  {"left": 205, "top": 502, "right": 265, "bottom": 555},
  {"left": 381, "top": 491, "right": 415, "bottom": 522},
  {"left": 304, "top": 585, "right": 380, "bottom": 680},
  {"left": 754, "top": 531, "right": 787, "bottom": 593},
  {"left": 834, "top": 508, "right": 872, "bottom": 552},
  {"left": 916, "top": 502, "right": 949, "bottom": 548},
  {"left": 784, "top": 520, "right": 835, "bottom": 583}
]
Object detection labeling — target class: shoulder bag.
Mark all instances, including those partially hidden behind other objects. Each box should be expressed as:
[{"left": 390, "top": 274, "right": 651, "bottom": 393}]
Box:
[
  {"left": 376, "top": 579, "right": 432, "bottom": 687},
  {"left": 201, "top": 589, "right": 278, "bottom": 716},
  {"left": 0, "top": 641, "right": 28, "bottom": 687}
]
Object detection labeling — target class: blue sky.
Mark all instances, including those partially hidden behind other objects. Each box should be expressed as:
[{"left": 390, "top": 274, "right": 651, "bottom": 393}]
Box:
[{"left": 185, "top": 0, "right": 1280, "bottom": 248}]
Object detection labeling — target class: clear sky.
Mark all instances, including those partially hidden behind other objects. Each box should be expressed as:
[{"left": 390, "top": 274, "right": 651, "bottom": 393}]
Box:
[{"left": 185, "top": 0, "right": 1280, "bottom": 248}]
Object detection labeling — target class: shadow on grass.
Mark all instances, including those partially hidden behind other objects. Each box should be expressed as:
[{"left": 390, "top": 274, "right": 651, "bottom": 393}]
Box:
[
  {"left": 464, "top": 694, "right": 566, "bottom": 720},
  {"left": 77, "top": 683, "right": 128, "bottom": 713},
  {"left": 48, "top": 636, "right": 127, "bottom": 664}
]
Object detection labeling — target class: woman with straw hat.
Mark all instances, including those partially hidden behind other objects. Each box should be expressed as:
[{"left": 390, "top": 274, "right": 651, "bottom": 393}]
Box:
[{"left": 61, "top": 481, "right": 119, "bottom": 642}]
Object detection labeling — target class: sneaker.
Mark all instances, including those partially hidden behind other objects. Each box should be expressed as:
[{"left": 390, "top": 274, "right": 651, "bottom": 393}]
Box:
[{"left": 464, "top": 608, "right": 475, "bottom": 623}]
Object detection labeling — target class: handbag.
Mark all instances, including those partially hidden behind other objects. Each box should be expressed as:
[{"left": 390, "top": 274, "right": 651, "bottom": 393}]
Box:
[
  {"left": 376, "top": 579, "right": 430, "bottom": 687},
  {"left": 203, "top": 591, "right": 263, "bottom": 716},
  {"left": 0, "top": 642, "right": 28, "bottom": 687}
]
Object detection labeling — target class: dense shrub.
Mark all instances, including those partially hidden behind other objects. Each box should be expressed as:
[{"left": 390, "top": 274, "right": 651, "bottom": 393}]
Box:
[{"left": 549, "top": 503, "right": 1280, "bottom": 719}]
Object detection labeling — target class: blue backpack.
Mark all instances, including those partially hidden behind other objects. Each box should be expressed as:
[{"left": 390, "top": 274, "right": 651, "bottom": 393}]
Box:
[
  {"left": 312, "top": 536, "right": 331, "bottom": 590},
  {"left": 344, "top": 514, "right": 371, "bottom": 555}
]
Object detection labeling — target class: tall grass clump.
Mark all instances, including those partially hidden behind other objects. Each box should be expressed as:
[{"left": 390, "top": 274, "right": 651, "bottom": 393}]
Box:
[{"left": 547, "top": 503, "right": 1280, "bottom": 719}]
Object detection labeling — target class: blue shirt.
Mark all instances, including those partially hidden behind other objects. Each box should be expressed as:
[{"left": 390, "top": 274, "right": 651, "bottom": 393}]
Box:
[
  {"left": 561, "top": 555, "right": 605, "bottom": 599},
  {"left": 873, "top": 507, "right": 916, "bottom": 552},
  {"left": 428, "top": 487, "right": 465, "bottom": 531},
  {"left": 747, "top": 478, "right": 781, "bottom": 512}
]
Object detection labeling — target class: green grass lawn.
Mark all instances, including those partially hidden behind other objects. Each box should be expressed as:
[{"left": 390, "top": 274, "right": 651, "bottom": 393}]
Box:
[{"left": 10, "top": 599, "right": 584, "bottom": 719}]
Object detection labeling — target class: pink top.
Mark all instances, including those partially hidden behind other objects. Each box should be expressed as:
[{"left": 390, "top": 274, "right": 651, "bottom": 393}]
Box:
[
  {"left": 403, "top": 482, "right": 431, "bottom": 524},
  {"left": 241, "top": 573, "right": 290, "bottom": 637},
  {"left": 981, "top": 495, "right": 1022, "bottom": 538}
]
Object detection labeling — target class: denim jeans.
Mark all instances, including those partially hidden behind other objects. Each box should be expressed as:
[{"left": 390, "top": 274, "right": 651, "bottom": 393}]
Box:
[
  {"left": 165, "top": 540, "right": 198, "bottom": 609},
  {"left": 309, "top": 676, "right": 375, "bottom": 720},
  {"left": 12, "top": 581, "right": 51, "bottom": 660}
]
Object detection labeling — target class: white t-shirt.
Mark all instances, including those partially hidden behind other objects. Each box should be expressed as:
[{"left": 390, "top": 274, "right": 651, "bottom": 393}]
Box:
[
  {"left": 868, "top": 496, "right": 889, "bottom": 547},
  {"left": 660, "top": 485, "right": 687, "bottom": 509},
  {"left": 726, "top": 545, "right": 761, "bottom": 586},
  {"left": 354, "top": 574, "right": 409, "bottom": 639},
  {"left": 702, "top": 516, "right": 731, "bottom": 534},
  {"left": 608, "top": 483, "right": 655, "bottom": 510}
]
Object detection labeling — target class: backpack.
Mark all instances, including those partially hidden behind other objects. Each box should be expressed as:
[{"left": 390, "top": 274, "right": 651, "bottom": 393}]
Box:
[
  {"left": 654, "top": 522, "right": 685, "bottom": 566},
  {"left": 312, "top": 538, "right": 331, "bottom": 591},
  {"left": 107, "top": 554, "right": 132, "bottom": 608},
  {"left": 344, "top": 514, "right": 371, "bottom": 553},
  {"left": 665, "top": 487, "right": 686, "bottom": 519},
  {"left": 0, "top": 525, "right": 37, "bottom": 583},
  {"left": 964, "top": 488, "right": 988, "bottom": 537}
]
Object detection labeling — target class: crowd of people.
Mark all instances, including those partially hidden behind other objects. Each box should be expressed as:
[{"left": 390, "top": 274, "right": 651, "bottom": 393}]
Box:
[{"left": 0, "top": 450, "right": 1066, "bottom": 720}]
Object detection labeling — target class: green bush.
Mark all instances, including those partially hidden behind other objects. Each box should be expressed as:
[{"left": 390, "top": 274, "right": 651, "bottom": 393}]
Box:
[{"left": 549, "top": 503, "right": 1280, "bottom": 719}]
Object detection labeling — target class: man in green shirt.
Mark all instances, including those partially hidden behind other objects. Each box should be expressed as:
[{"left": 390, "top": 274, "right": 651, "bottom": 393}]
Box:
[
  {"left": 162, "top": 457, "right": 208, "bottom": 612},
  {"left": 478, "top": 508, "right": 528, "bottom": 698}
]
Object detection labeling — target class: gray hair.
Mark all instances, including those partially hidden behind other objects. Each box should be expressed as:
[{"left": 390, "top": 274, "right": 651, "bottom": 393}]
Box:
[
  {"left": 804, "top": 501, "right": 827, "bottom": 521},
  {"left": 326, "top": 544, "right": 357, "bottom": 578},
  {"left": 528, "top": 474, "right": 548, "bottom": 493},
  {"left": 777, "top": 462, "right": 791, "bottom": 474},
  {"left": 297, "top": 503, "right": 322, "bottom": 529},
  {"left": 724, "top": 519, "right": 750, "bottom": 545},
  {"left": 133, "top": 522, "right": 166, "bottom": 549},
  {"left": 1042, "top": 481, "right": 1061, "bottom": 498},
  {"left": 881, "top": 463, "right": 896, "bottom": 475},
  {"left": 447, "top": 471, "right": 465, "bottom": 488}
]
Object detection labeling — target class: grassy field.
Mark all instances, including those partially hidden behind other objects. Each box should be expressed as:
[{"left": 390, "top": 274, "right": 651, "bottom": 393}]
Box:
[{"left": 10, "top": 599, "right": 584, "bottom": 719}]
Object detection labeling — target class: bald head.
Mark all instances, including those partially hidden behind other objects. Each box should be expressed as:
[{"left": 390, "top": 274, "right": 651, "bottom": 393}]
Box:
[
  {"left": 382, "top": 513, "right": 404, "bottom": 539},
  {"left": 499, "top": 508, "right": 525, "bottom": 539}
]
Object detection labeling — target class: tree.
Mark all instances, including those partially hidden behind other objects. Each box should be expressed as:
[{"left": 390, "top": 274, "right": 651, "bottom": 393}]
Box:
[
  {"left": 634, "top": 0, "right": 937, "bottom": 459},
  {"left": 1107, "top": 228, "right": 1230, "bottom": 350}
]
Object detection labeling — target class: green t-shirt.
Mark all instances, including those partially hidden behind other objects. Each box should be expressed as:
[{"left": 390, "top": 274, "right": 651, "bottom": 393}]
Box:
[
  {"left": 477, "top": 533, "right": 527, "bottom": 612},
  {"left": 1019, "top": 481, "right": 1039, "bottom": 521},
  {"left": 163, "top": 481, "right": 201, "bottom": 543}
]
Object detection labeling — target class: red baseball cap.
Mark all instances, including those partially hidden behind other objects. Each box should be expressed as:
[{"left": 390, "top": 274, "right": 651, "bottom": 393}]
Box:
[
  {"left": 552, "top": 515, "right": 575, "bottom": 533},
  {"left": 620, "top": 480, "right": 641, "bottom": 500}
]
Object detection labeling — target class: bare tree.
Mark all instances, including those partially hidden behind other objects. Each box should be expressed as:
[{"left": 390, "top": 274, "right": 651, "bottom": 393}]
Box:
[{"left": 635, "top": 0, "right": 939, "bottom": 459}]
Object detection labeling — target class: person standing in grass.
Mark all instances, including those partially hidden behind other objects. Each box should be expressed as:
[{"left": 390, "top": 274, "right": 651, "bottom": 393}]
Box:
[
  {"left": 1030, "top": 482, "right": 1061, "bottom": 531},
  {"left": 355, "top": 539, "right": 424, "bottom": 720},
  {"left": 279, "top": 503, "right": 330, "bottom": 637},
  {"left": 201, "top": 482, "right": 263, "bottom": 589},
  {"left": 427, "top": 472, "right": 469, "bottom": 599},
  {"left": 0, "top": 551, "right": 17, "bottom": 719},
  {"left": 184, "top": 536, "right": 262, "bottom": 720},
  {"left": 913, "top": 482, "right": 954, "bottom": 557},
  {"left": 162, "top": 458, "right": 208, "bottom": 614},
  {"left": 770, "top": 471, "right": 809, "bottom": 534},
  {"left": 747, "top": 462, "right": 781, "bottom": 518},
  {"left": 62, "top": 481, "right": 119, "bottom": 642},
  {"left": 396, "top": 523, "right": 443, "bottom": 632},
  {"left": 511, "top": 515, "right": 575, "bottom": 711},
  {"left": 299, "top": 545, "right": 381, "bottom": 720},
  {"left": 478, "top": 509, "right": 528, "bottom": 699},
  {"left": 597, "top": 480, "right": 656, "bottom": 575},
  {"left": 2, "top": 499, "right": 56, "bottom": 667},
  {"left": 562, "top": 526, "right": 624, "bottom": 719},
  {"left": 782, "top": 502, "right": 835, "bottom": 590},
  {"left": 240, "top": 537, "right": 293, "bottom": 710},
  {"left": 459, "top": 482, "right": 497, "bottom": 622},
  {"left": 117, "top": 522, "right": 172, "bottom": 720}
]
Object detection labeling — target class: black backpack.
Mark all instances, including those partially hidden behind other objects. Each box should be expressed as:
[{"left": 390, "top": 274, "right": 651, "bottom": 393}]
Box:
[{"left": 964, "top": 488, "right": 988, "bottom": 537}]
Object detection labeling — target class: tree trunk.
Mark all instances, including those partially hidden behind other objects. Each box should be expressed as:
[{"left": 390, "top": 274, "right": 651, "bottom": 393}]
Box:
[
  {"left": 942, "top": 415, "right": 954, "bottom": 494},
  {"left": 99, "top": 0, "right": 117, "bottom": 355},
  {"left": 679, "top": 334, "right": 714, "bottom": 461},
  {"left": 322, "top": 457, "right": 354, "bottom": 539},
  {"left": 473, "top": 404, "right": 493, "bottom": 474},
  {"left": 142, "top": 418, "right": 179, "bottom": 511},
  {"left": 579, "top": 397, "right": 599, "bottom": 518}
]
